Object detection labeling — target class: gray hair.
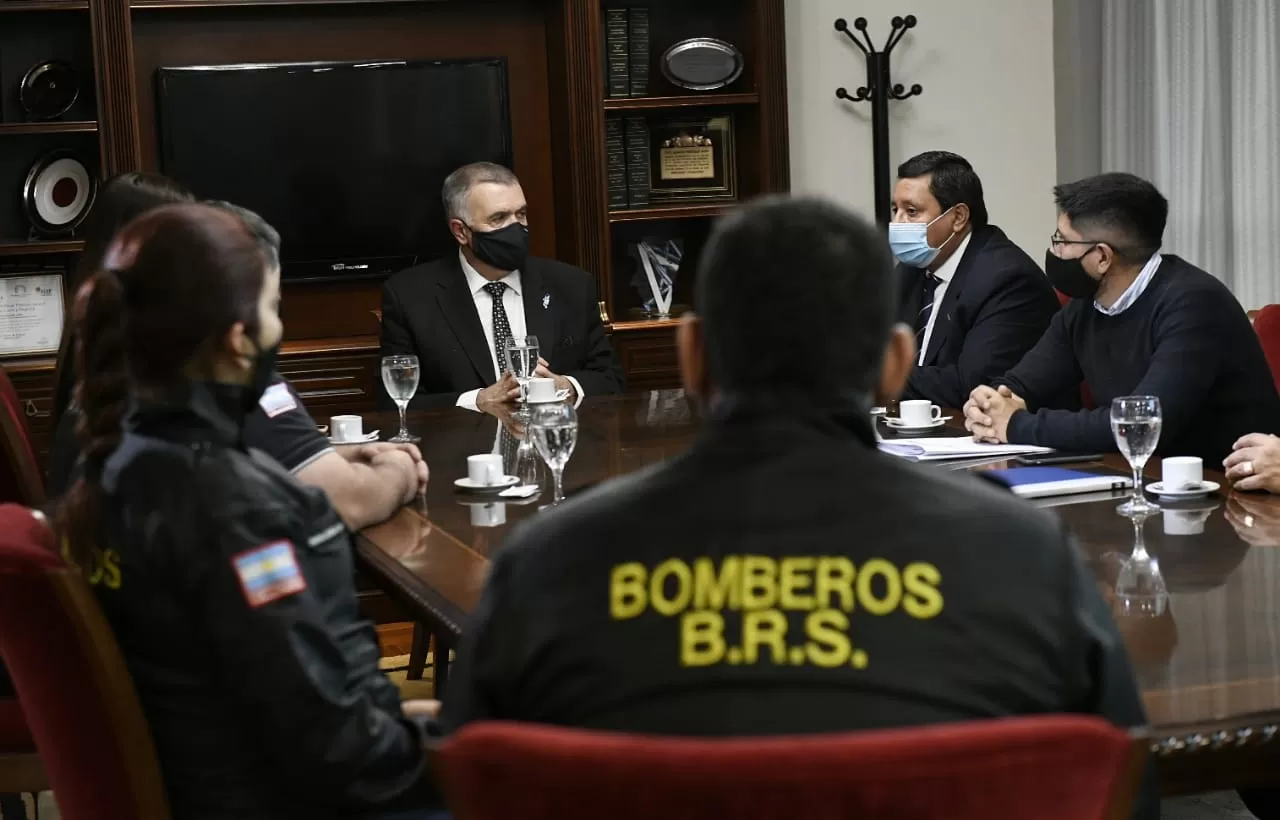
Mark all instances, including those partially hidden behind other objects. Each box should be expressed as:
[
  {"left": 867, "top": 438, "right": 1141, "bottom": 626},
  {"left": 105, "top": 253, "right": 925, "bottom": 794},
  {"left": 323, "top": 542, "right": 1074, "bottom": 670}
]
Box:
[
  {"left": 441, "top": 162, "right": 519, "bottom": 224},
  {"left": 205, "top": 200, "right": 281, "bottom": 269}
]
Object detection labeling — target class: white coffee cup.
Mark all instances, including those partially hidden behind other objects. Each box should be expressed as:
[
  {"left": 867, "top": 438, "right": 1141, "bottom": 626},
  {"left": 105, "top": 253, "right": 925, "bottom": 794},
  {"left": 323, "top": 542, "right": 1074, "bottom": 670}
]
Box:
[
  {"left": 1163, "top": 509, "right": 1207, "bottom": 536},
  {"left": 526, "top": 377, "right": 557, "bottom": 403},
  {"left": 470, "top": 502, "right": 507, "bottom": 528},
  {"left": 899, "top": 399, "right": 942, "bottom": 427},
  {"left": 1161, "top": 456, "right": 1203, "bottom": 491},
  {"left": 329, "top": 414, "right": 364, "bottom": 442},
  {"left": 467, "top": 453, "right": 505, "bottom": 486}
]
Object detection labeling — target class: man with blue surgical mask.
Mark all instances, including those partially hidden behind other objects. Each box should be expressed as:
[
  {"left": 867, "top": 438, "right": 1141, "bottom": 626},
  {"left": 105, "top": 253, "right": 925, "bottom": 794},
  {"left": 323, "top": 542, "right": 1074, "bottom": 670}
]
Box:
[{"left": 889, "top": 151, "right": 1061, "bottom": 409}]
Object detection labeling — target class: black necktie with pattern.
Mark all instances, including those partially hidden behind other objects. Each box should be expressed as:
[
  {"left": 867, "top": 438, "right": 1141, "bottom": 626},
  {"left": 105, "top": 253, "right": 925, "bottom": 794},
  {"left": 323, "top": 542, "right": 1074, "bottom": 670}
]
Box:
[{"left": 484, "top": 281, "right": 512, "bottom": 377}]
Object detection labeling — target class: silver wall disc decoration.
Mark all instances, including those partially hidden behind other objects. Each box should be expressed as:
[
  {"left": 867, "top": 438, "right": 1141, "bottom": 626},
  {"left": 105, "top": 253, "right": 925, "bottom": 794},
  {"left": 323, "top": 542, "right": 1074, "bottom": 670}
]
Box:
[
  {"left": 23, "top": 151, "right": 96, "bottom": 236},
  {"left": 659, "top": 38, "right": 744, "bottom": 92}
]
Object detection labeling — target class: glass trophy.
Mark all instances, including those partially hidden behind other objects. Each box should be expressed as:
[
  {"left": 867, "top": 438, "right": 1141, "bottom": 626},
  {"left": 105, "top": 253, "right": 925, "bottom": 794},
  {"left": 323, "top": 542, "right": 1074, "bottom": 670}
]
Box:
[{"left": 629, "top": 237, "right": 683, "bottom": 319}]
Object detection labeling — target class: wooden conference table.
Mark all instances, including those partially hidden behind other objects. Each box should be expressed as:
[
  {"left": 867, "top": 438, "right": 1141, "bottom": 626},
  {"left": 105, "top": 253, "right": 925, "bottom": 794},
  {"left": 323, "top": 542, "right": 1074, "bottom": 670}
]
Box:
[{"left": 356, "top": 391, "right": 1280, "bottom": 795}]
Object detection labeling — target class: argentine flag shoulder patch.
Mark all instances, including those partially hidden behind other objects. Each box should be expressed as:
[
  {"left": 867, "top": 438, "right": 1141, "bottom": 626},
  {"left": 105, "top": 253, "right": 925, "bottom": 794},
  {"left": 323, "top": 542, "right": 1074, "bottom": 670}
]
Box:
[
  {"left": 258, "top": 382, "right": 298, "bottom": 418},
  {"left": 232, "top": 540, "right": 306, "bottom": 608}
]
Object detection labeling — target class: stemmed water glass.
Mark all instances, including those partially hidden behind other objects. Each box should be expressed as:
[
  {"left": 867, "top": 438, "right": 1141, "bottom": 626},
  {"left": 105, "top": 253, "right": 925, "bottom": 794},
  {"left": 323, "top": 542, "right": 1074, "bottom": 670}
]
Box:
[
  {"left": 381, "top": 354, "right": 421, "bottom": 443},
  {"left": 1110, "top": 395, "right": 1162, "bottom": 515},
  {"left": 529, "top": 401, "right": 578, "bottom": 506},
  {"left": 506, "top": 335, "right": 540, "bottom": 409}
]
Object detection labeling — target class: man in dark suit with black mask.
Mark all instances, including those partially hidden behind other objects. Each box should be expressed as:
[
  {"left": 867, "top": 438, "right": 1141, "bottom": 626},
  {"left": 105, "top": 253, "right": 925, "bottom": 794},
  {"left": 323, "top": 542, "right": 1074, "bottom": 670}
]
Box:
[
  {"left": 890, "top": 151, "right": 1061, "bottom": 409},
  {"left": 439, "top": 194, "right": 1155, "bottom": 819},
  {"left": 380, "top": 162, "right": 623, "bottom": 410}
]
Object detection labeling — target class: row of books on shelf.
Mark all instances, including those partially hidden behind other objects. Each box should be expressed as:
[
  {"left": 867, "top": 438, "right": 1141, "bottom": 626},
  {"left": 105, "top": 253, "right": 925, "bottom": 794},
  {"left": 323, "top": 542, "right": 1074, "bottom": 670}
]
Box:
[
  {"left": 603, "top": 6, "right": 650, "bottom": 98},
  {"left": 606, "top": 115, "right": 650, "bottom": 209}
]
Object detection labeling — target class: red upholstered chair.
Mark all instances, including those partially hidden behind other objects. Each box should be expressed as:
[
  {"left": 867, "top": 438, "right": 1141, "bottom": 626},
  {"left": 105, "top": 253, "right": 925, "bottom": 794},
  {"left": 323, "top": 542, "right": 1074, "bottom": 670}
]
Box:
[
  {"left": 1053, "top": 290, "right": 1097, "bottom": 409},
  {"left": 1252, "top": 304, "right": 1280, "bottom": 390},
  {"left": 0, "top": 365, "right": 44, "bottom": 506},
  {"left": 0, "top": 504, "right": 171, "bottom": 820},
  {"left": 435, "top": 717, "right": 1148, "bottom": 820}
]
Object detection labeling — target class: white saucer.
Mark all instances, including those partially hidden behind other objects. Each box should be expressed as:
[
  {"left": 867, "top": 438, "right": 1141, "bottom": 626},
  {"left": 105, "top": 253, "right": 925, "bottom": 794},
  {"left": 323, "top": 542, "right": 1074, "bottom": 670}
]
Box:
[
  {"left": 524, "top": 389, "right": 572, "bottom": 404},
  {"left": 329, "top": 430, "right": 380, "bottom": 445},
  {"left": 1147, "top": 480, "right": 1220, "bottom": 500},
  {"left": 883, "top": 416, "right": 952, "bottom": 431},
  {"left": 455, "top": 484, "right": 541, "bottom": 503},
  {"left": 454, "top": 475, "right": 521, "bottom": 492}
]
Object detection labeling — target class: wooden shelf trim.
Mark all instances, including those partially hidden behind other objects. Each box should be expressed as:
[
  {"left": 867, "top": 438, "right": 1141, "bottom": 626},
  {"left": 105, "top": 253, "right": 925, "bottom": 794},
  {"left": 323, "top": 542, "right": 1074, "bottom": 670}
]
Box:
[
  {"left": 611, "top": 318, "right": 681, "bottom": 333},
  {"left": 608, "top": 202, "right": 736, "bottom": 223},
  {"left": 131, "top": 0, "right": 442, "bottom": 7},
  {"left": 0, "top": 1, "right": 88, "bottom": 11},
  {"left": 0, "top": 121, "right": 98, "bottom": 136},
  {"left": 603, "top": 92, "right": 759, "bottom": 111},
  {"left": 0, "top": 240, "right": 85, "bottom": 257}
]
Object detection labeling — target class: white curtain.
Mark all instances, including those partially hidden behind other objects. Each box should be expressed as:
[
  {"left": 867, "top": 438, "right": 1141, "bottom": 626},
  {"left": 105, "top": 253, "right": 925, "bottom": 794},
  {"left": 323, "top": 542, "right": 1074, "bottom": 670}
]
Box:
[{"left": 1099, "top": 0, "right": 1280, "bottom": 309}]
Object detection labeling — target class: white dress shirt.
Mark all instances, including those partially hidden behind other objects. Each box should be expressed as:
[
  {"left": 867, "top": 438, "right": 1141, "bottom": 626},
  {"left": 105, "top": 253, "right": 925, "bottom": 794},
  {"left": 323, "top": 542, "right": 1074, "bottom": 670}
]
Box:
[
  {"left": 456, "top": 251, "right": 584, "bottom": 411},
  {"left": 1095, "top": 252, "right": 1162, "bottom": 316},
  {"left": 917, "top": 231, "right": 973, "bottom": 366}
]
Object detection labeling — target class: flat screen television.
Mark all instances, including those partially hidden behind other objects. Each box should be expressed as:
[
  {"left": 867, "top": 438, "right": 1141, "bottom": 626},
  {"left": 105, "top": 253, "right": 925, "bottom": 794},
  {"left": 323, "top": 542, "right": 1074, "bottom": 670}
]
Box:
[{"left": 156, "top": 58, "right": 513, "bottom": 281}]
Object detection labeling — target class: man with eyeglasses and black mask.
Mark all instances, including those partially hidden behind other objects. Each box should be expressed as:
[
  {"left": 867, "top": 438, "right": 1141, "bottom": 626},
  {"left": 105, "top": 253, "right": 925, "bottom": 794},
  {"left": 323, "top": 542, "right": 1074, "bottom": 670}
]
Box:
[
  {"left": 380, "top": 162, "right": 623, "bottom": 411},
  {"left": 964, "top": 172, "right": 1280, "bottom": 464}
]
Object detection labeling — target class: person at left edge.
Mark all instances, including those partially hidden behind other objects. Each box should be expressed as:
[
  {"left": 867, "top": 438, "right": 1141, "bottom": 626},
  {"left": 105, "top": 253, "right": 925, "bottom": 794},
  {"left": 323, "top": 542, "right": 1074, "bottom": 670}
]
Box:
[
  {"left": 890, "top": 151, "right": 1061, "bottom": 409},
  {"left": 56, "top": 203, "right": 444, "bottom": 819},
  {"left": 379, "top": 161, "right": 623, "bottom": 411}
]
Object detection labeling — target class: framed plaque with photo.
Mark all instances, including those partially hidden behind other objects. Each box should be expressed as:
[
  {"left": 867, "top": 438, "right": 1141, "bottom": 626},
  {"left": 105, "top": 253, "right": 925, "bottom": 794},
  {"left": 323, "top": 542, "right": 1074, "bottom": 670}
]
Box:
[
  {"left": 0, "top": 273, "right": 64, "bottom": 357},
  {"left": 647, "top": 113, "right": 736, "bottom": 203}
]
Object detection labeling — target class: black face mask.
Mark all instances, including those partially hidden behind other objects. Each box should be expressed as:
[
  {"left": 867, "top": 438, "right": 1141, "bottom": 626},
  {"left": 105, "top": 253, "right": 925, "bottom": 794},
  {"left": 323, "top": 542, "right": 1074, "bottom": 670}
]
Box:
[
  {"left": 1044, "top": 247, "right": 1103, "bottom": 300},
  {"left": 243, "top": 337, "right": 281, "bottom": 415},
  {"left": 468, "top": 222, "right": 530, "bottom": 272}
]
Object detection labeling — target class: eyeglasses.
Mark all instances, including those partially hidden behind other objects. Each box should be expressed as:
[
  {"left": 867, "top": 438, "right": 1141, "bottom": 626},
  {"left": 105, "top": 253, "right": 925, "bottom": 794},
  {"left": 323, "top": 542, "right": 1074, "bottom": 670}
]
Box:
[{"left": 1049, "top": 232, "right": 1102, "bottom": 250}]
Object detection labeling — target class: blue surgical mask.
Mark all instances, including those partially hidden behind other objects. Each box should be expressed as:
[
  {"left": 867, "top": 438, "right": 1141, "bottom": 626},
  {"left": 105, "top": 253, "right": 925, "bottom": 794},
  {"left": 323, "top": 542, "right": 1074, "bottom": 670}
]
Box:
[{"left": 888, "top": 207, "right": 957, "bottom": 268}]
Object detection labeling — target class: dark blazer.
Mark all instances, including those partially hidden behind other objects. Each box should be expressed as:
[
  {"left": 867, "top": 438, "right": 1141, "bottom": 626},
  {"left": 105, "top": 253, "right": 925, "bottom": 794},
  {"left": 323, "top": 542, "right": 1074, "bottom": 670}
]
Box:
[
  {"left": 439, "top": 397, "right": 1155, "bottom": 819},
  {"left": 380, "top": 254, "right": 623, "bottom": 409},
  {"left": 897, "top": 224, "right": 1060, "bottom": 408}
]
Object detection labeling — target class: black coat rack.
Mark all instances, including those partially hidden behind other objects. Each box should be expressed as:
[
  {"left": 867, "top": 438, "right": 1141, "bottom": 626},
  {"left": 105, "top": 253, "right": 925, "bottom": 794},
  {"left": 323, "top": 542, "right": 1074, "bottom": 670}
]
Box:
[{"left": 834, "top": 15, "right": 923, "bottom": 225}]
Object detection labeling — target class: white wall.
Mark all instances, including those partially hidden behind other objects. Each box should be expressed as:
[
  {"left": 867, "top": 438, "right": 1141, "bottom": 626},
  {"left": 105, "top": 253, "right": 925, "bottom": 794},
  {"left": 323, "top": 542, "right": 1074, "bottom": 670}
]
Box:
[{"left": 785, "top": 0, "right": 1058, "bottom": 259}]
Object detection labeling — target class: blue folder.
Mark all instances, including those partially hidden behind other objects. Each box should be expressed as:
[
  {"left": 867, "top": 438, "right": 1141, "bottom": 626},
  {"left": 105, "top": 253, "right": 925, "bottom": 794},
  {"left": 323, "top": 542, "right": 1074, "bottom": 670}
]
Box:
[{"left": 984, "top": 467, "right": 1133, "bottom": 499}]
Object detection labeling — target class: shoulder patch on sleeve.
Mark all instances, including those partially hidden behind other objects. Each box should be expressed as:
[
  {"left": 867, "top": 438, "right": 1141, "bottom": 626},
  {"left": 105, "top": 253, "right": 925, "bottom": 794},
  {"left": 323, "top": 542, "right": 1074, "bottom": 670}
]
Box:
[
  {"left": 258, "top": 382, "right": 299, "bottom": 419},
  {"left": 232, "top": 540, "right": 307, "bottom": 607}
]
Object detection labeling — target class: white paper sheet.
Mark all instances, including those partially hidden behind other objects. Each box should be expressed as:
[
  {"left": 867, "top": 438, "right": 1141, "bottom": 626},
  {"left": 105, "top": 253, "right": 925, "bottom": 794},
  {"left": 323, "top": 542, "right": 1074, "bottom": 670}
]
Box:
[{"left": 878, "top": 437, "right": 1054, "bottom": 462}]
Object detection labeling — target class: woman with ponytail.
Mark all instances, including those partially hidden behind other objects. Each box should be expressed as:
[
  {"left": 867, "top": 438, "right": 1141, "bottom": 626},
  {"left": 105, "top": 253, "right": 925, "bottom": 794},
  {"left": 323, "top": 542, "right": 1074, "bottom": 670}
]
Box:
[
  {"left": 58, "top": 204, "right": 441, "bottom": 819},
  {"left": 47, "top": 171, "right": 193, "bottom": 496}
]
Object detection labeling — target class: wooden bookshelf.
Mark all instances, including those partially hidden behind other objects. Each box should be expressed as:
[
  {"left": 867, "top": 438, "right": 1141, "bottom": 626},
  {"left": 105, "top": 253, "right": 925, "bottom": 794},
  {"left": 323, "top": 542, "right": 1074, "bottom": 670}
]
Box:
[{"left": 586, "top": 1, "right": 789, "bottom": 388}]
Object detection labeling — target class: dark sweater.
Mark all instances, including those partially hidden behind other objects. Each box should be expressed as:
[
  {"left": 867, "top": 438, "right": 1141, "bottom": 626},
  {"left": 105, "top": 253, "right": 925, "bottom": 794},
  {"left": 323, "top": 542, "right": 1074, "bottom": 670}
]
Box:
[{"left": 999, "top": 254, "right": 1280, "bottom": 464}]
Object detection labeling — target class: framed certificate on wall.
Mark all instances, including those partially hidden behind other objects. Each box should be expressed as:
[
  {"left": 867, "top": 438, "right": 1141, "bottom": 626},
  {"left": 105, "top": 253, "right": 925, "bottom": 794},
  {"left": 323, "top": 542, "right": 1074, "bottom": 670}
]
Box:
[{"left": 0, "top": 273, "right": 64, "bottom": 357}]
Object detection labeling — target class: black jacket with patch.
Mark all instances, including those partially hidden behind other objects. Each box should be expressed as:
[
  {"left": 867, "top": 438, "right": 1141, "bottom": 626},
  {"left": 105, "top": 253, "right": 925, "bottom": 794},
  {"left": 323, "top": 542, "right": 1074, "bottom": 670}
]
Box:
[{"left": 92, "top": 381, "right": 435, "bottom": 820}]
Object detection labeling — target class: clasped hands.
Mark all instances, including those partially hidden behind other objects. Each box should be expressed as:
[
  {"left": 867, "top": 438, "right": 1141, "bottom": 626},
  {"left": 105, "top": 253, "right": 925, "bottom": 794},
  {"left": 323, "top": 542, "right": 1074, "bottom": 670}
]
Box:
[
  {"left": 477, "top": 357, "right": 576, "bottom": 407},
  {"left": 961, "top": 385, "right": 1027, "bottom": 444},
  {"left": 346, "top": 441, "right": 429, "bottom": 491}
]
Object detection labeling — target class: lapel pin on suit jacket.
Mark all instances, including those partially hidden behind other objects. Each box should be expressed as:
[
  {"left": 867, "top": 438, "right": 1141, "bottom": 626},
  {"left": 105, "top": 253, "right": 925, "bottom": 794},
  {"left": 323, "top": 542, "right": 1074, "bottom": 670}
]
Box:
[{"left": 542, "top": 293, "right": 551, "bottom": 309}]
